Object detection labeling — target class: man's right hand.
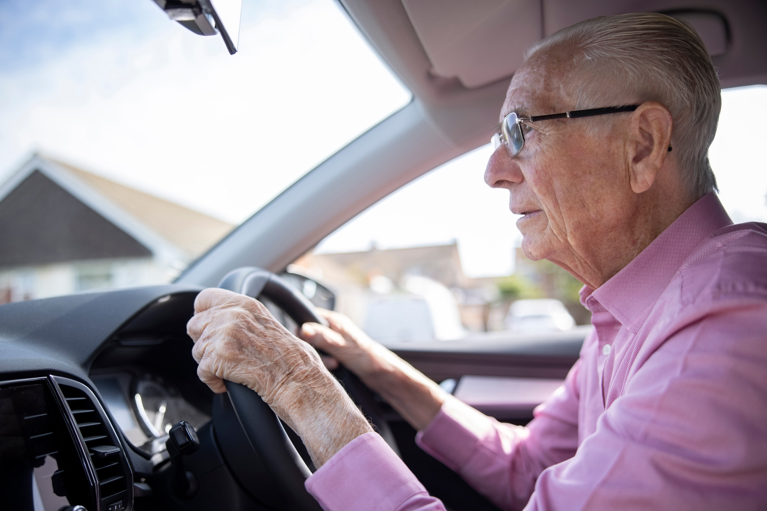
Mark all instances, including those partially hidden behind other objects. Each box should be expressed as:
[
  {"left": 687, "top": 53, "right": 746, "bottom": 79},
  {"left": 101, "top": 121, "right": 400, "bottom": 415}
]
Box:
[
  {"left": 298, "top": 309, "right": 448, "bottom": 431},
  {"left": 298, "top": 309, "right": 384, "bottom": 380}
]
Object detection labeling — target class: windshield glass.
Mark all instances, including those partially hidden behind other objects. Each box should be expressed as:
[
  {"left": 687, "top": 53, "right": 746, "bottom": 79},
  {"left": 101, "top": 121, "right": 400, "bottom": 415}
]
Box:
[{"left": 0, "top": 0, "right": 410, "bottom": 301}]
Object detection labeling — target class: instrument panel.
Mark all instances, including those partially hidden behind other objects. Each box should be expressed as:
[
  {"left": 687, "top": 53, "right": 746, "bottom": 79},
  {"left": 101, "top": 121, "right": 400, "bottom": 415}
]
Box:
[{"left": 92, "top": 371, "right": 210, "bottom": 456}]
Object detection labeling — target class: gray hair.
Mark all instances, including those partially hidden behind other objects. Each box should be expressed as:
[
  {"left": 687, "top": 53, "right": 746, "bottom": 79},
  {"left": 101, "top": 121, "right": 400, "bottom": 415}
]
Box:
[{"left": 526, "top": 13, "right": 720, "bottom": 198}]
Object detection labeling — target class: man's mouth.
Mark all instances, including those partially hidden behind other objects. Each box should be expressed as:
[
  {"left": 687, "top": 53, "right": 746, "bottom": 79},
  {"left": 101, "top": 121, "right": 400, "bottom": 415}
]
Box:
[{"left": 516, "top": 210, "right": 542, "bottom": 224}]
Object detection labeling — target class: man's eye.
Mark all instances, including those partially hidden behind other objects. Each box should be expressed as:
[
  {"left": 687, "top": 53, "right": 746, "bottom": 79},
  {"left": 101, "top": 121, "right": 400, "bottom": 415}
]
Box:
[{"left": 520, "top": 123, "right": 534, "bottom": 135}]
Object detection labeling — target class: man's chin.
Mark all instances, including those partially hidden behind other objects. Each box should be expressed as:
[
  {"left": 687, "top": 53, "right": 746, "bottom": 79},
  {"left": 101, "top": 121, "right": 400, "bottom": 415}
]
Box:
[{"left": 520, "top": 236, "right": 548, "bottom": 261}]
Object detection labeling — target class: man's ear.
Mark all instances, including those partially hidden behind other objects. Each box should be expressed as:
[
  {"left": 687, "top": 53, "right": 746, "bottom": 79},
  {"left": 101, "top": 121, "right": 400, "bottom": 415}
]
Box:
[{"left": 627, "top": 101, "right": 673, "bottom": 194}]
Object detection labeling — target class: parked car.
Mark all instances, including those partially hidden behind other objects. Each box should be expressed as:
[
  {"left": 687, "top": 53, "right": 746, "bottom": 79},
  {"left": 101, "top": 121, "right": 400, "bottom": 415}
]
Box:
[
  {"left": 1, "top": 1, "right": 765, "bottom": 511},
  {"left": 364, "top": 275, "right": 466, "bottom": 343}
]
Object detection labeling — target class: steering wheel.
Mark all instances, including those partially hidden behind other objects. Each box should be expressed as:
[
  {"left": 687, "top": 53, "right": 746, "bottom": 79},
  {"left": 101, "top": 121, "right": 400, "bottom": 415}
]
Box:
[{"left": 218, "top": 267, "right": 397, "bottom": 511}]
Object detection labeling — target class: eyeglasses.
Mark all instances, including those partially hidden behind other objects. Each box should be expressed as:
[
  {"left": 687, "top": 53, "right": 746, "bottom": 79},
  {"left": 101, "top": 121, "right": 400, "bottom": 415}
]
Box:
[{"left": 491, "top": 105, "right": 640, "bottom": 157}]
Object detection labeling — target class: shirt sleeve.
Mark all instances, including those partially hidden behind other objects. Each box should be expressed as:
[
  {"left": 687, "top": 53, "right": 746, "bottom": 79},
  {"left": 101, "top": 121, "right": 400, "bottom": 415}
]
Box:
[
  {"left": 523, "top": 299, "right": 767, "bottom": 510},
  {"left": 304, "top": 346, "right": 584, "bottom": 511},
  {"left": 305, "top": 432, "right": 446, "bottom": 511},
  {"left": 415, "top": 358, "right": 583, "bottom": 511}
]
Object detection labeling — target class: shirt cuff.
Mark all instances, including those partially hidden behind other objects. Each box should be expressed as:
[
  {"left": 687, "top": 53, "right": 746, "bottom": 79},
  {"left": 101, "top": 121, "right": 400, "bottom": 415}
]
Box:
[
  {"left": 415, "top": 395, "right": 497, "bottom": 472},
  {"left": 306, "top": 432, "right": 430, "bottom": 511}
]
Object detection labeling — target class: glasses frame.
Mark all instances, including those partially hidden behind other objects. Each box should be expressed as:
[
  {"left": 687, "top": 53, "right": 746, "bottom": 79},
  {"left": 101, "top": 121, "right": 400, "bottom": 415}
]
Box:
[{"left": 492, "top": 105, "right": 640, "bottom": 157}]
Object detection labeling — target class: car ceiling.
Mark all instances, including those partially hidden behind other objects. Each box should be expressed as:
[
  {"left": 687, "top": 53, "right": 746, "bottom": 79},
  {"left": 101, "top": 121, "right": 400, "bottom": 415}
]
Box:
[
  {"left": 336, "top": 0, "right": 767, "bottom": 172},
  {"left": 178, "top": 0, "right": 767, "bottom": 287},
  {"left": 346, "top": 0, "right": 767, "bottom": 105},
  {"left": 402, "top": 0, "right": 732, "bottom": 89}
]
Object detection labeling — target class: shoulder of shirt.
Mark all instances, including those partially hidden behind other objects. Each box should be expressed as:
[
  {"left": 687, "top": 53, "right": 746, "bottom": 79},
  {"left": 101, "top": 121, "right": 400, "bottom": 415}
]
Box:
[{"left": 673, "top": 221, "right": 767, "bottom": 306}]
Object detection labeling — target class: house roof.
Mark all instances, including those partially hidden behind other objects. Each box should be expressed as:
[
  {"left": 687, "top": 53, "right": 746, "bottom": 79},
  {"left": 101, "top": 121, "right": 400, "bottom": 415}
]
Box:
[
  {"left": 0, "top": 168, "right": 153, "bottom": 267},
  {"left": 305, "top": 242, "right": 472, "bottom": 289},
  {"left": 0, "top": 155, "right": 233, "bottom": 268},
  {"left": 50, "top": 159, "right": 233, "bottom": 258}
]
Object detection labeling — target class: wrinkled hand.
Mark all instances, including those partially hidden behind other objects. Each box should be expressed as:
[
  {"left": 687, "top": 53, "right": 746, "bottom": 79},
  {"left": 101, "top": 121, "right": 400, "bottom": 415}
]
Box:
[
  {"left": 186, "top": 289, "right": 373, "bottom": 467},
  {"left": 186, "top": 288, "right": 329, "bottom": 419},
  {"left": 298, "top": 309, "right": 383, "bottom": 378},
  {"left": 300, "top": 309, "right": 447, "bottom": 431}
]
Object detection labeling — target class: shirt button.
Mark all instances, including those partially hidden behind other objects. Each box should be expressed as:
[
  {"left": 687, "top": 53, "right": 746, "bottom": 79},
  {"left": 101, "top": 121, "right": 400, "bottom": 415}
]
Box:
[{"left": 602, "top": 344, "right": 611, "bottom": 356}]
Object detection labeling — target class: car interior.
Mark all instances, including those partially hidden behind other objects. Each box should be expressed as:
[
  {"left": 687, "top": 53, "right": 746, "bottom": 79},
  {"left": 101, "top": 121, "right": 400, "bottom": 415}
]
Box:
[{"left": 1, "top": 1, "right": 765, "bottom": 510}]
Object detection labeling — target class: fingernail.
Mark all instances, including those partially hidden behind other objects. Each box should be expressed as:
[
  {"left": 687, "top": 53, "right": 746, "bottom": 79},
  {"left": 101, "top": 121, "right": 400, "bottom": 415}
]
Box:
[{"left": 302, "top": 324, "right": 315, "bottom": 336}]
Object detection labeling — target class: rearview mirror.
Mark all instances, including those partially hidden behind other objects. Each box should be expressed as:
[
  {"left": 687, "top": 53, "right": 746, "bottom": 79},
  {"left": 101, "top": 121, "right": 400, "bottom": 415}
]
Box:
[{"left": 153, "top": 0, "right": 242, "bottom": 55}]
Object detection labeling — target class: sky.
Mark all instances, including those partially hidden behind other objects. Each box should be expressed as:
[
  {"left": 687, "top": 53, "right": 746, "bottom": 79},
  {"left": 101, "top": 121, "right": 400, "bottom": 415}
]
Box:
[
  {"left": 0, "top": 0, "right": 411, "bottom": 222},
  {"left": 1, "top": 0, "right": 766, "bottom": 279}
]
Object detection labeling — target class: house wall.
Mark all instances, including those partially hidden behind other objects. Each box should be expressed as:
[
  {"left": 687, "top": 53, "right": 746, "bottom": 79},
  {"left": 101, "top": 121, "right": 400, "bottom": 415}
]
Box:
[{"left": 0, "top": 257, "right": 173, "bottom": 303}]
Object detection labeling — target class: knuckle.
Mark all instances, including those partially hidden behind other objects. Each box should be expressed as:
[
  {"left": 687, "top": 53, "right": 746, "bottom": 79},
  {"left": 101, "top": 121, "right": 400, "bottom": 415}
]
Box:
[
  {"left": 250, "top": 298, "right": 267, "bottom": 311},
  {"left": 194, "top": 288, "right": 213, "bottom": 312}
]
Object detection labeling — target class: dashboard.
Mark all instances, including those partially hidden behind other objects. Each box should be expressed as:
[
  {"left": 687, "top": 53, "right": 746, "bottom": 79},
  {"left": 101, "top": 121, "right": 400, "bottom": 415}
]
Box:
[
  {"left": 86, "top": 290, "right": 215, "bottom": 465},
  {"left": 90, "top": 371, "right": 210, "bottom": 459},
  {"left": 0, "top": 285, "right": 259, "bottom": 511},
  {"left": 0, "top": 284, "right": 332, "bottom": 511},
  {"left": 0, "top": 280, "right": 572, "bottom": 511}
]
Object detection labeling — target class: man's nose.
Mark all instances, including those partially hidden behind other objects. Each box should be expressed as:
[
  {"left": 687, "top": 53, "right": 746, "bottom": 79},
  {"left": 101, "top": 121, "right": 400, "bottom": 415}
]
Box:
[{"left": 484, "top": 145, "right": 523, "bottom": 189}]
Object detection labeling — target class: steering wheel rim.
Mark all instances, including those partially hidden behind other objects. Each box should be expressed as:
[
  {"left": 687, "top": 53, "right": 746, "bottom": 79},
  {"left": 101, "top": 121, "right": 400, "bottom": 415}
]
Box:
[{"left": 218, "top": 267, "right": 395, "bottom": 511}]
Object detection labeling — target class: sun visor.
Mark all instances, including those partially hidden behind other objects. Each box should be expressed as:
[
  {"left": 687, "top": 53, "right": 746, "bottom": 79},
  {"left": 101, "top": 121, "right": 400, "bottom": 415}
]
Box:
[
  {"left": 401, "top": 1, "right": 729, "bottom": 90},
  {"left": 543, "top": 1, "right": 729, "bottom": 58},
  {"left": 402, "top": 0, "right": 543, "bottom": 89},
  {"left": 669, "top": 11, "right": 728, "bottom": 57}
]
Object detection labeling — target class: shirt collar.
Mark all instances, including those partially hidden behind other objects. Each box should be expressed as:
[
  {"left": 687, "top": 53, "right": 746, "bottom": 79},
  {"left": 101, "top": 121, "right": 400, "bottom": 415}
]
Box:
[{"left": 584, "top": 193, "right": 732, "bottom": 332}]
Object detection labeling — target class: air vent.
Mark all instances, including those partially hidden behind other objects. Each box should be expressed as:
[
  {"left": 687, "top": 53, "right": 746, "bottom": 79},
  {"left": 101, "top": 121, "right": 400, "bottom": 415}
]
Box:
[
  {"left": 0, "top": 378, "right": 92, "bottom": 510},
  {"left": 57, "top": 378, "right": 133, "bottom": 511}
]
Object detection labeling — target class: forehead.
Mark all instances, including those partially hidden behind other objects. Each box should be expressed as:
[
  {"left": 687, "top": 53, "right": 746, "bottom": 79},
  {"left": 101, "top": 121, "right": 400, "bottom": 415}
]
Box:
[{"left": 500, "top": 48, "right": 576, "bottom": 121}]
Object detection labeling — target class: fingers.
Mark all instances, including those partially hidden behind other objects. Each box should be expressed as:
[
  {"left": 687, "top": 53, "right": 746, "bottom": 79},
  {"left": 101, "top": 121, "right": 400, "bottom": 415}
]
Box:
[
  {"left": 189, "top": 291, "right": 348, "bottom": 401},
  {"left": 316, "top": 308, "right": 346, "bottom": 331},
  {"left": 300, "top": 322, "right": 344, "bottom": 369},
  {"left": 197, "top": 360, "right": 226, "bottom": 394},
  {"left": 189, "top": 288, "right": 242, "bottom": 342},
  {"left": 187, "top": 310, "right": 211, "bottom": 343},
  {"left": 189, "top": 289, "right": 269, "bottom": 344},
  {"left": 190, "top": 333, "right": 209, "bottom": 363},
  {"left": 300, "top": 322, "right": 345, "bottom": 351},
  {"left": 320, "top": 355, "right": 339, "bottom": 371},
  {"left": 317, "top": 309, "right": 369, "bottom": 347},
  {"left": 192, "top": 336, "right": 227, "bottom": 393},
  {"left": 194, "top": 288, "right": 240, "bottom": 314}
]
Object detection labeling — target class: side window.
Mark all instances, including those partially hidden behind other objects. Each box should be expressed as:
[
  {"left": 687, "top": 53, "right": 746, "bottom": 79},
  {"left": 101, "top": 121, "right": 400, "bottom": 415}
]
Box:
[
  {"left": 292, "top": 145, "right": 587, "bottom": 345},
  {"left": 292, "top": 85, "right": 767, "bottom": 345}
]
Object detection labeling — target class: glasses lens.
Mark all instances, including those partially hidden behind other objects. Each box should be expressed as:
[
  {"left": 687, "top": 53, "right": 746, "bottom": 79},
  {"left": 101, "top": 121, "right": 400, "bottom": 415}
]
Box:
[{"left": 503, "top": 113, "right": 525, "bottom": 156}]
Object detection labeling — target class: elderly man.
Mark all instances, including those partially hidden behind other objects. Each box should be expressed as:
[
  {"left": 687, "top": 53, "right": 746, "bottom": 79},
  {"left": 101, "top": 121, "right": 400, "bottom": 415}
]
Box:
[{"left": 187, "top": 12, "right": 767, "bottom": 511}]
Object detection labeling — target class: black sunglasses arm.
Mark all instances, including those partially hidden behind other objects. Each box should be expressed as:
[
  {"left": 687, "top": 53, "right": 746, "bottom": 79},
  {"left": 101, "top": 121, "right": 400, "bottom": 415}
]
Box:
[
  {"left": 526, "top": 105, "right": 671, "bottom": 150},
  {"left": 528, "top": 105, "right": 639, "bottom": 122}
]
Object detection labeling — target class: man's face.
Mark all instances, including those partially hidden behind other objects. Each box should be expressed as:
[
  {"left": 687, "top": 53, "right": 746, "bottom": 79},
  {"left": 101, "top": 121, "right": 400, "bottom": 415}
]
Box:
[{"left": 485, "top": 49, "right": 636, "bottom": 281}]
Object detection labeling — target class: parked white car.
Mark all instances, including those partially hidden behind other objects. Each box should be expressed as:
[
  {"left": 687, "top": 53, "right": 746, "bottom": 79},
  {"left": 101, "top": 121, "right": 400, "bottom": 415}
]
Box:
[{"left": 365, "top": 275, "right": 465, "bottom": 343}]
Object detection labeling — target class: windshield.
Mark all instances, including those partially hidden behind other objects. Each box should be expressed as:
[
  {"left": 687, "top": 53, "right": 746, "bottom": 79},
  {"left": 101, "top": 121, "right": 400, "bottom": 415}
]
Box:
[{"left": 0, "top": 0, "right": 410, "bottom": 301}]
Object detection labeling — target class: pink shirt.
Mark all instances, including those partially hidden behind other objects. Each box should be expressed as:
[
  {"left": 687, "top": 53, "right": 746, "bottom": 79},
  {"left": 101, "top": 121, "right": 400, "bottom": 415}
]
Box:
[{"left": 306, "top": 193, "right": 767, "bottom": 510}]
